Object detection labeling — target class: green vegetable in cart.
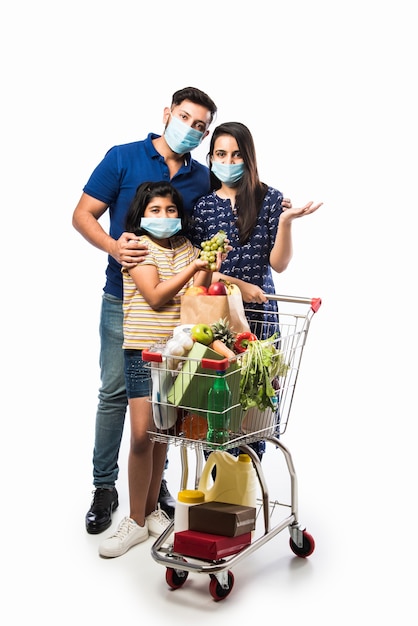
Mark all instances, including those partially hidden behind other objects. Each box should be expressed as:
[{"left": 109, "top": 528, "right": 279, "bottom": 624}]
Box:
[{"left": 239, "top": 334, "right": 289, "bottom": 411}]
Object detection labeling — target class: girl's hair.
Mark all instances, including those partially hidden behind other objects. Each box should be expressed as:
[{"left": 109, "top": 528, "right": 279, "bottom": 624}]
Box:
[
  {"left": 125, "top": 181, "right": 188, "bottom": 235},
  {"left": 207, "top": 122, "right": 268, "bottom": 244}
]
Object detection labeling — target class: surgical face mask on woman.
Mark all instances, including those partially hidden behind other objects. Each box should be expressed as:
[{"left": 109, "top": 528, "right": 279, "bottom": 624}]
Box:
[
  {"left": 211, "top": 161, "right": 245, "bottom": 186},
  {"left": 140, "top": 217, "right": 182, "bottom": 239},
  {"left": 164, "top": 115, "right": 204, "bottom": 154}
]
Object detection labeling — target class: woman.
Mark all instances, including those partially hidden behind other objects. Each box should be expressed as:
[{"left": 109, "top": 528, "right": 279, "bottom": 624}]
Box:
[
  {"left": 189, "top": 122, "right": 322, "bottom": 458},
  {"left": 189, "top": 121, "right": 322, "bottom": 338}
]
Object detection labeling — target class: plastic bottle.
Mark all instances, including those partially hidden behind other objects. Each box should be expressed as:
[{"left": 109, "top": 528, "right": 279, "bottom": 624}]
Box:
[
  {"left": 206, "top": 371, "right": 232, "bottom": 445},
  {"left": 198, "top": 451, "right": 258, "bottom": 509},
  {"left": 174, "top": 489, "right": 205, "bottom": 533}
]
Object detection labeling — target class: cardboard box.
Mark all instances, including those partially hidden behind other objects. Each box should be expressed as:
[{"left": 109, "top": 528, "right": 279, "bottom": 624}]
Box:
[
  {"left": 167, "top": 342, "right": 241, "bottom": 426},
  {"left": 173, "top": 529, "right": 251, "bottom": 560},
  {"left": 188, "top": 501, "right": 256, "bottom": 537}
]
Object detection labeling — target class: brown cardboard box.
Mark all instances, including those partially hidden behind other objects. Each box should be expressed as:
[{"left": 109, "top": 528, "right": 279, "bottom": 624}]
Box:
[
  {"left": 173, "top": 530, "right": 251, "bottom": 560},
  {"left": 189, "top": 501, "right": 256, "bottom": 537}
]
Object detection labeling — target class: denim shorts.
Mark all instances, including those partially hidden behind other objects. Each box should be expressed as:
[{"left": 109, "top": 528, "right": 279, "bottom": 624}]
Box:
[{"left": 124, "top": 350, "right": 150, "bottom": 399}]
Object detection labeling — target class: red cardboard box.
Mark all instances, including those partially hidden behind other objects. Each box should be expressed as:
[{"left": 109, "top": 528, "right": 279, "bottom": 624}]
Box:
[{"left": 173, "top": 530, "right": 251, "bottom": 560}]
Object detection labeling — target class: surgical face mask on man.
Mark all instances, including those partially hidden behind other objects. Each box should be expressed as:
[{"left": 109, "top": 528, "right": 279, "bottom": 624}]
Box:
[
  {"left": 211, "top": 161, "right": 245, "bottom": 186},
  {"left": 140, "top": 217, "right": 182, "bottom": 239},
  {"left": 164, "top": 115, "right": 204, "bottom": 154}
]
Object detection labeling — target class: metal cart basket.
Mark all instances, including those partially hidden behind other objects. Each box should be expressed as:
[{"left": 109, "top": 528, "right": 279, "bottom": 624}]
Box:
[{"left": 143, "top": 294, "right": 321, "bottom": 601}]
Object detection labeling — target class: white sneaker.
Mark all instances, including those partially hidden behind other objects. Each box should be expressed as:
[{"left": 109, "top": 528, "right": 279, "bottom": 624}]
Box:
[
  {"left": 98, "top": 516, "right": 149, "bottom": 558},
  {"left": 146, "top": 504, "right": 172, "bottom": 538}
]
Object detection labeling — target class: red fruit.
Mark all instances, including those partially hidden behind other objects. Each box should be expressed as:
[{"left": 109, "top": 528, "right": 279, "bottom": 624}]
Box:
[{"left": 208, "top": 282, "right": 228, "bottom": 296}]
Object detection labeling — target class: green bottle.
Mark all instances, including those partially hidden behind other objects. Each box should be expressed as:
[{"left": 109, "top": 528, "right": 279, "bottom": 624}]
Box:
[{"left": 207, "top": 371, "right": 232, "bottom": 445}]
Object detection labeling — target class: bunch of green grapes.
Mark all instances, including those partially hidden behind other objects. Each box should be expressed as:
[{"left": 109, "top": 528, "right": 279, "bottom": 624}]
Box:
[{"left": 199, "top": 230, "right": 227, "bottom": 270}]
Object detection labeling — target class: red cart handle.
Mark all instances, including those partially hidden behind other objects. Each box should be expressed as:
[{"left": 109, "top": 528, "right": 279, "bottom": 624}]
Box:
[
  {"left": 266, "top": 294, "right": 322, "bottom": 312},
  {"left": 142, "top": 349, "right": 163, "bottom": 363},
  {"left": 311, "top": 297, "right": 322, "bottom": 312}
]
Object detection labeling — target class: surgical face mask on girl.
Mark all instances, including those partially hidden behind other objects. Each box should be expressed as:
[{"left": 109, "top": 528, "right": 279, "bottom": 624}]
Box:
[
  {"left": 211, "top": 161, "right": 245, "bottom": 186},
  {"left": 164, "top": 115, "right": 204, "bottom": 154},
  {"left": 140, "top": 217, "right": 182, "bottom": 239}
]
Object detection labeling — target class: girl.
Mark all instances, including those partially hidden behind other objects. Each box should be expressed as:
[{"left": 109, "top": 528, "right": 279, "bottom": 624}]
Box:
[{"left": 99, "top": 181, "right": 226, "bottom": 557}]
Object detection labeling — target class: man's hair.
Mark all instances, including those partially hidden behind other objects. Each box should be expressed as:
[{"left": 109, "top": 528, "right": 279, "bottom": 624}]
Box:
[{"left": 171, "top": 87, "right": 217, "bottom": 124}]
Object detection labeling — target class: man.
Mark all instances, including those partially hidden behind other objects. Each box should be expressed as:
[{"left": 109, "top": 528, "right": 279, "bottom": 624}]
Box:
[{"left": 72, "top": 87, "right": 218, "bottom": 534}]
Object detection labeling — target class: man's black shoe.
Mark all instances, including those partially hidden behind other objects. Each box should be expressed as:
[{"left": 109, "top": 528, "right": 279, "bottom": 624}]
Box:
[
  {"left": 85, "top": 487, "right": 119, "bottom": 534},
  {"left": 158, "top": 479, "right": 175, "bottom": 519}
]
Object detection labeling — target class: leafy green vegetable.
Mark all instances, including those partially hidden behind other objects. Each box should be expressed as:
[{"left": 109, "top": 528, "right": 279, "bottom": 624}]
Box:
[{"left": 239, "top": 333, "right": 289, "bottom": 411}]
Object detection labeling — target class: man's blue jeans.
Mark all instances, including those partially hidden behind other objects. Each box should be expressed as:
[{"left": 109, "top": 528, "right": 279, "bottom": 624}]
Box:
[{"left": 93, "top": 293, "right": 127, "bottom": 488}]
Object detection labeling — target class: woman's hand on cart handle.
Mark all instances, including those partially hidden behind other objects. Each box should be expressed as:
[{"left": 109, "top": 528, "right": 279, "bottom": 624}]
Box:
[{"left": 234, "top": 280, "right": 268, "bottom": 304}]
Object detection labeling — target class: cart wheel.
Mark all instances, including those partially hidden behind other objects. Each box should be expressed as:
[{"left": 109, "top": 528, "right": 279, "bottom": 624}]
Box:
[
  {"left": 166, "top": 564, "right": 189, "bottom": 589},
  {"left": 289, "top": 530, "right": 315, "bottom": 557},
  {"left": 209, "top": 571, "right": 234, "bottom": 601}
]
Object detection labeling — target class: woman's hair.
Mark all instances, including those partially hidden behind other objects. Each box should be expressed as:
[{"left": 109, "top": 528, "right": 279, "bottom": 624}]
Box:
[
  {"left": 207, "top": 122, "right": 268, "bottom": 244},
  {"left": 125, "top": 181, "right": 188, "bottom": 235}
]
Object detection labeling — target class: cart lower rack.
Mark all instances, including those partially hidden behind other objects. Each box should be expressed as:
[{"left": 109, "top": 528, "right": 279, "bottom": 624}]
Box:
[{"left": 143, "top": 294, "right": 321, "bottom": 601}]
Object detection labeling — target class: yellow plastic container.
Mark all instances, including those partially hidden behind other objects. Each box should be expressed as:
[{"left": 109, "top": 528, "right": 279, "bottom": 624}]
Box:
[{"left": 198, "top": 451, "right": 257, "bottom": 509}]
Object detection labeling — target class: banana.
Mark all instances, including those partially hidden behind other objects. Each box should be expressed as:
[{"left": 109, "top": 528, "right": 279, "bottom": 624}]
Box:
[
  {"left": 220, "top": 279, "right": 241, "bottom": 296},
  {"left": 228, "top": 284, "right": 242, "bottom": 295}
]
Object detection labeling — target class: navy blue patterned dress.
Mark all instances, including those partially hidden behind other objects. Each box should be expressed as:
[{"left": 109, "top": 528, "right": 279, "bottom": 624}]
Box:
[
  {"left": 190, "top": 187, "right": 285, "bottom": 459},
  {"left": 189, "top": 186, "right": 284, "bottom": 340}
]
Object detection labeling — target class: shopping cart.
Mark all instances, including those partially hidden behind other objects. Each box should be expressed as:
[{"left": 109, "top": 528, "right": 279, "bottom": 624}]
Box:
[{"left": 143, "top": 294, "right": 321, "bottom": 601}]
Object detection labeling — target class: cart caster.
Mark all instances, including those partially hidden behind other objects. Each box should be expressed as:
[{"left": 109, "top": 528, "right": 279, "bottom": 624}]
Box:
[
  {"left": 209, "top": 571, "right": 234, "bottom": 601},
  {"left": 289, "top": 530, "right": 315, "bottom": 557},
  {"left": 165, "top": 561, "right": 189, "bottom": 589}
]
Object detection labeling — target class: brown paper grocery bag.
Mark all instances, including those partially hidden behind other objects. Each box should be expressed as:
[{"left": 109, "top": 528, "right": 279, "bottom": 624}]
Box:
[{"left": 180, "top": 293, "right": 250, "bottom": 334}]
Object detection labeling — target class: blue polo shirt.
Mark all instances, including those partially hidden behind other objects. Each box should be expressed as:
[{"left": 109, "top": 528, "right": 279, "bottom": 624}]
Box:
[{"left": 83, "top": 133, "right": 210, "bottom": 298}]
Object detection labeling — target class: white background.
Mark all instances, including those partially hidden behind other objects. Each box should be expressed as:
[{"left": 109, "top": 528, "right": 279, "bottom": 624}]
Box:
[{"left": 1, "top": 1, "right": 416, "bottom": 623}]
